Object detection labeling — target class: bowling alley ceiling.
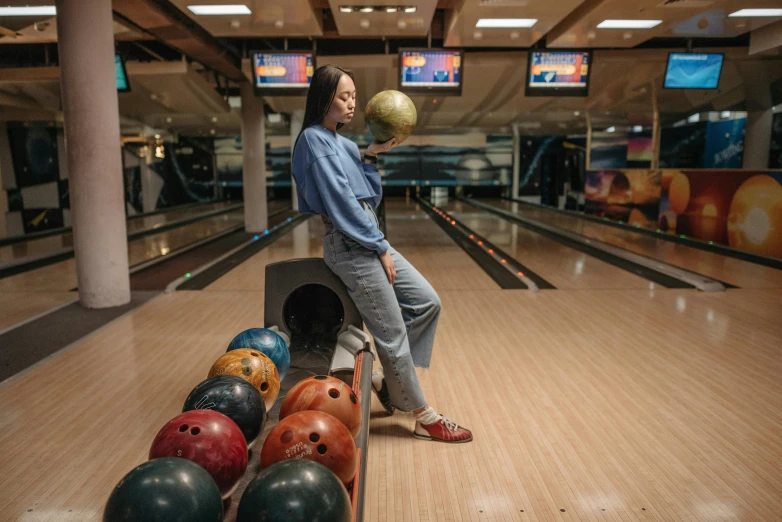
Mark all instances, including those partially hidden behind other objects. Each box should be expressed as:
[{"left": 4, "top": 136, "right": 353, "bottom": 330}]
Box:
[{"left": 0, "top": 0, "right": 781, "bottom": 136}]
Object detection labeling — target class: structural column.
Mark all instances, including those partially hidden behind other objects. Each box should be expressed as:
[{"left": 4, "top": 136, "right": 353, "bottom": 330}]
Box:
[
  {"left": 240, "top": 82, "right": 268, "bottom": 232},
  {"left": 742, "top": 109, "right": 773, "bottom": 169},
  {"left": 511, "top": 123, "right": 520, "bottom": 199},
  {"left": 56, "top": 0, "right": 130, "bottom": 308},
  {"left": 290, "top": 109, "right": 304, "bottom": 211}
]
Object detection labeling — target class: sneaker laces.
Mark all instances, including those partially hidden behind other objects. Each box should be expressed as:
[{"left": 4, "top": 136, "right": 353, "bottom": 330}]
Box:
[{"left": 439, "top": 415, "right": 459, "bottom": 432}]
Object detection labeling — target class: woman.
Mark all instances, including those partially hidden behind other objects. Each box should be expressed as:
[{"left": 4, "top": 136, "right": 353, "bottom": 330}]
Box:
[{"left": 291, "top": 64, "right": 472, "bottom": 443}]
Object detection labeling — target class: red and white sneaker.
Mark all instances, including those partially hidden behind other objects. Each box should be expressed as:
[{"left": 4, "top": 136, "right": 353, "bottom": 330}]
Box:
[{"left": 413, "top": 415, "right": 473, "bottom": 443}]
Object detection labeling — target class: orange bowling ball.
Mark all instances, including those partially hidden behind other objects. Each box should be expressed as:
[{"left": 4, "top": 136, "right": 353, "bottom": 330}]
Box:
[
  {"left": 260, "top": 410, "right": 357, "bottom": 485},
  {"left": 280, "top": 375, "right": 362, "bottom": 439},
  {"left": 208, "top": 349, "right": 280, "bottom": 412}
]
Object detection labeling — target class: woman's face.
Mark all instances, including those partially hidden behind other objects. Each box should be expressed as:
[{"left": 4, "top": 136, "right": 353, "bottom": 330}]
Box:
[{"left": 326, "top": 73, "right": 356, "bottom": 125}]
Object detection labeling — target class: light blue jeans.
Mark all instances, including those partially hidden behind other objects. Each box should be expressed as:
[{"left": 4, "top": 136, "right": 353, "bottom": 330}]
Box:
[{"left": 322, "top": 201, "right": 440, "bottom": 412}]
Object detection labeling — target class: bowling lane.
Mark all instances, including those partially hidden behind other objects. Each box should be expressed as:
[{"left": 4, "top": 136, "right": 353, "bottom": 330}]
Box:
[
  {"left": 382, "top": 198, "right": 499, "bottom": 291},
  {"left": 205, "top": 217, "right": 325, "bottom": 292},
  {"left": 439, "top": 200, "right": 653, "bottom": 290},
  {"left": 206, "top": 198, "right": 498, "bottom": 293},
  {"left": 0, "top": 201, "right": 238, "bottom": 264},
  {"left": 0, "top": 210, "right": 245, "bottom": 293},
  {"left": 486, "top": 199, "right": 782, "bottom": 289}
]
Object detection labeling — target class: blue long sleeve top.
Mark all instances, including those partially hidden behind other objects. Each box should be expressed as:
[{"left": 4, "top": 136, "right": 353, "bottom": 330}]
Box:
[{"left": 292, "top": 125, "right": 390, "bottom": 255}]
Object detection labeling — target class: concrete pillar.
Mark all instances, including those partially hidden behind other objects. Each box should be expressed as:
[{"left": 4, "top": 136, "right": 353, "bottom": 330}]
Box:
[
  {"left": 56, "top": 0, "right": 130, "bottom": 308},
  {"left": 742, "top": 109, "right": 773, "bottom": 170},
  {"left": 290, "top": 109, "right": 304, "bottom": 211},
  {"left": 240, "top": 82, "right": 268, "bottom": 232},
  {"left": 511, "top": 123, "right": 520, "bottom": 199},
  {"left": 585, "top": 112, "right": 593, "bottom": 170}
]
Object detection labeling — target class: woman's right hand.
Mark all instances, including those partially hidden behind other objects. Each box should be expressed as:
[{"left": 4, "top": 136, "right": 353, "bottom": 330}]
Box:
[
  {"left": 379, "top": 250, "right": 396, "bottom": 285},
  {"left": 367, "top": 137, "right": 396, "bottom": 156}
]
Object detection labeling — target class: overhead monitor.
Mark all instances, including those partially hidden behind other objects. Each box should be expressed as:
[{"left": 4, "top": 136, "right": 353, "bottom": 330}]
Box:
[
  {"left": 251, "top": 51, "right": 314, "bottom": 96},
  {"left": 525, "top": 50, "right": 592, "bottom": 97},
  {"left": 399, "top": 49, "right": 464, "bottom": 96},
  {"left": 115, "top": 54, "right": 130, "bottom": 93},
  {"left": 663, "top": 52, "right": 724, "bottom": 89}
]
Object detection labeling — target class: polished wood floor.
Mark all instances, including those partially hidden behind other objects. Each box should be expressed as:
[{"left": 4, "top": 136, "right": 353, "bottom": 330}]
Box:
[{"left": 0, "top": 198, "right": 780, "bottom": 521}]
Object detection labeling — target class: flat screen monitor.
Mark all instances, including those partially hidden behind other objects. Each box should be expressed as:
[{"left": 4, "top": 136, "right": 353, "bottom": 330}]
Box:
[
  {"left": 399, "top": 49, "right": 463, "bottom": 96},
  {"left": 251, "top": 51, "right": 314, "bottom": 96},
  {"left": 115, "top": 54, "right": 130, "bottom": 93},
  {"left": 525, "top": 50, "right": 591, "bottom": 97},
  {"left": 663, "top": 52, "right": 724, "bottom": 89}
]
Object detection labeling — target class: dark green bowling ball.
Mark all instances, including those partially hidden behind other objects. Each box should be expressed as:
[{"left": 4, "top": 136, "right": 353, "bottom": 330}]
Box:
[
  {"left": 103, "top": 458, "right": 223, "bottom": 522},
  {"left": 236, "top": 460, "right": 351, "bottom": 522}
]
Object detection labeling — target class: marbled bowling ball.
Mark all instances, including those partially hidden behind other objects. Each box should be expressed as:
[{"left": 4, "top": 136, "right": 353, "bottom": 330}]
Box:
[
  {"left": 104, "top": 458, "right": 223, "bottom": 522},
  {"left": 227, "top": 328, "right": 290, "bottom": 379},
  {"left": 183, "top": 375, "right": 267, "bottom": 448},
  {"left": 149, "top": 410, "right": 248, "bottom": 498},
  {"left": 280, "top": 375, "right": 362, "bottom": 439},
  {"left": 208, "top": 349, "right": 280, "bottom": 412},
  {"left": 260, "top": 410, "right": 357, "bottom": 485},
  {"left": 236, "top": 460, "right": 351, "bottom": 522}
]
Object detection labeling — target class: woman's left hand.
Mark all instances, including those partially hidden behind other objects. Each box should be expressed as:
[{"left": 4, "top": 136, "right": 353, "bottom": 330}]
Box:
[{"left": 366, "top": 137, "right": 396, "bottom": 156}]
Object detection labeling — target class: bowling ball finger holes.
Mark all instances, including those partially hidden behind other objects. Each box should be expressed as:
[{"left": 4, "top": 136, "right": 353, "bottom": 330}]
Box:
[
  {"left": 261, "top": 382, "right": 269, "bottom": 392},
  {"left": 329, "top": 389, "right": 340, "bottom": 399},
  {"left": 317, "top": 444, "right": 328, "bottom": 455},
  {"left": 190, "top": 427, "right": 200, "bottom": 435},
  {"left": 350, "top": 393, "right": 357, "bottom": 404},
  {"left": 178, "top": 424, "right": 189, "bottom": 432},
  {"left": 310, "top": 433, "right": 320, "bottom": 443},
  {"left": 315, "top": 375, "right": 327, "bottom": 380}
]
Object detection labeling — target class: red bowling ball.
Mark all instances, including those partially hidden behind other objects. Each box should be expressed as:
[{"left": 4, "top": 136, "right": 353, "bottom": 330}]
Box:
[
  {"left": 149, "top": 409, "right": 248, "bottom": 498},
  {"left": 260, "top": 410, "right": 357, "bottom": 485}
]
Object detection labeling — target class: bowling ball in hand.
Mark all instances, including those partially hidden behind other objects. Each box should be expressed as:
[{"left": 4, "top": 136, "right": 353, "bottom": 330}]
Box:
[
  {"left": 365, "top": 89, "right": 417, "bottom": 145},
  {"left": 280, "top": 375, "right": 362, "bottom": 439},
  {"left": 260, "top": 410, "right": 357, "bottom": 485}
]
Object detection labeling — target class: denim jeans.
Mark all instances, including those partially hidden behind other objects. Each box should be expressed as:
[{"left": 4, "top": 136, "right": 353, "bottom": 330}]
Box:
[{"left": 322, "top": 201, "right": 440, "bottom": 412}]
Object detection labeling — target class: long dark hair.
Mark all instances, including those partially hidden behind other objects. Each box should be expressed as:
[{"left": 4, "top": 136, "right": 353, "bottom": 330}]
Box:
[{"left": 294, "top": 64, "right": 355, "bottom": 150}]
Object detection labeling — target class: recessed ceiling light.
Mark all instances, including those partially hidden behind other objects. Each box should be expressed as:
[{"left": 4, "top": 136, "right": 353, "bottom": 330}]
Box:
[
  {"left": 210, "top": 129, "right": 216, "bottom": 135},
  {"left": 729, "top": 9, "right": 782, "bottom": 17},
  {"left": 397, "top": 20, "right": 407, "bottom": 29},
  {"left": 605, "top": 126, "right": 616, "bottom": 133},
  {"left": 386, "top": 7, "right": 398, "bottom": 13},
  {"left": 632, "top": 125, "right": 643, "bottom": 132},
  {"left": 574, "top": 111, "right": 580, "bottom": 116},
  {"left": 166, "top": 117, "right": 173, "bottom": 123},
  {"left": 340, "top": 6, "right": 353, "bottom": 13},
  {"left": 476, "top": 18, "right": 537, "bottom": 28},
  {"left": 597, "top": 19, "right": 662, "bottom": 29},
  {"left": 510, "top": 31, "right": 520, "bottom": 40},
  {"left": 211, "top": 116, "right": 218, "bottom": 123},
  {"left": 187, "top": 5, "right": 251, "bottom": 15},
  {"left": 473, "top": 31, "right": 483, "bottom": 40},
  {"left": 360, "top": 7, "right": 374, "bottom": 13},
  {"left": 0, "top": 6, "right": 56, "bottom": 16},
  {"left": 404, "top": 7, "right": 416, "bottom": 13}
]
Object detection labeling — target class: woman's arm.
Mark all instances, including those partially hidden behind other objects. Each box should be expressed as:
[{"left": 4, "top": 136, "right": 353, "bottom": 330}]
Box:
[{"left": 308, "top": 154, "right": 390, "bottom": 255}]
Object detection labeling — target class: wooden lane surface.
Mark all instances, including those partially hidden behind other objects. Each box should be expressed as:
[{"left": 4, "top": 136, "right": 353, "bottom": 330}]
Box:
[
  {"left": 0, "top": 210, "right": 245, "bottom": 293},
  {"left": 488, "top": 199, "right": 782, "bottom": 289},
  {"left": 2, "top": 287, "right": 779, "bottom": 520},
  {"left": 364, "top": 287, "right": 782, "bottom": 522},
  {"left": 441, "top": 200, "right": 652, "bottom": 290},
  {"left": 383, "top": 198, "right": 499, "bottom": 291},
  {"left": 0, "top": 201, "right": 237, "bottom": 264},
  {"left": 0, "top": 292, "right": 76, "bottom": 332},
  {"left": 206, "top": 198, "right": 497, "bottom": 293}
]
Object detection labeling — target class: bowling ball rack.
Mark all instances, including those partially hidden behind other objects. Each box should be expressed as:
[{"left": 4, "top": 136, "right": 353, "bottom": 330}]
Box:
[{"left": 222, "top": 278, "right": 374, "bottom": 522}]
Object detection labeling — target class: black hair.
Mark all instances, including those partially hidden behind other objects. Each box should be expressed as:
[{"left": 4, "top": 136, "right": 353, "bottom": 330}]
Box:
[{"left": 294, "top": 64, "right": 355, "bottom": 150}]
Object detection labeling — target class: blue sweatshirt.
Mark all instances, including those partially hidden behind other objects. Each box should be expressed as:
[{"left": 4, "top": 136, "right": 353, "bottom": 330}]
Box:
[{"left": 292, "top": 125, "right": 390, "bottom": 255}]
